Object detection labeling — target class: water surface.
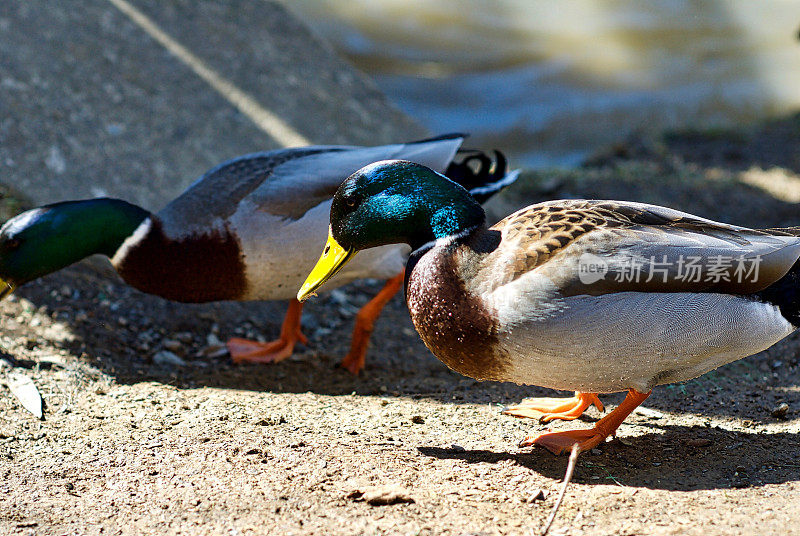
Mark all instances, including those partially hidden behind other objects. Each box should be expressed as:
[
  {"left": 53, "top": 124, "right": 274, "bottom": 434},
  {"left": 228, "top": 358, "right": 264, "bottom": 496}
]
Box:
[{"left": 287, "top": 1, "right": 800, "bottom": 166}]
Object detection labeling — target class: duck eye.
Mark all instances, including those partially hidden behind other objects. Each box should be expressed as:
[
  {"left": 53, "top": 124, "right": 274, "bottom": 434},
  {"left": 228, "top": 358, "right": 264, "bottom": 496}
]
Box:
[
  {"left": 4, "top": 238, "right": 20, "bottom": 251},
  {"left": 344, "top": 195, "right": 359, "bottom": 209}
]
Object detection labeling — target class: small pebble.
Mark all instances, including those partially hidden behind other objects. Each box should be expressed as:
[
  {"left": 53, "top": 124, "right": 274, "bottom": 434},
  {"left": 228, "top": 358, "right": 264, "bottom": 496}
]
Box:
[
  {"left": 634, "top": 407, "right": 664, "bottom": 419},
  {"left": 152, "top": 351, "right": 187, "bottom": 367},
  {"left": 411, "top": 415, "right": 425, "bottom": 424},
  {"left": 207, "top": 333, "right": 222, "bottom": 346},
  {"left": 523, "top": 489, "right": 546, "bottom": 502},
  {"left": 771, "top": 402, "right": 790, "bottom": 419}
]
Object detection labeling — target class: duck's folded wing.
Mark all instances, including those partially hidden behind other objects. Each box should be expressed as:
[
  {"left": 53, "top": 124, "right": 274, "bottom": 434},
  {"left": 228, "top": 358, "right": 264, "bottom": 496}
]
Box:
[
  {"left": 159, "top": 137, "right": 464, "bottom": 234},
  {"left": 489, "top": 199, "right": 800, "bottom": 297},
  {"left": 249, "top": 136, "right": 463, "bottom": 220},
  {"left": 159, "top": 146, "right": 349, "bottom": 234}
]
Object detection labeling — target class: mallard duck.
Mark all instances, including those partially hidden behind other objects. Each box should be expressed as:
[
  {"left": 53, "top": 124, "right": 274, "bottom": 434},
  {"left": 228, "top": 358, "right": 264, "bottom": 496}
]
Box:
[
  {"left": 0, "top": 136, "right": 518, "bottom": 373},
  {"left": 298, "top": 160, "right": 800, "bottom": 454}
]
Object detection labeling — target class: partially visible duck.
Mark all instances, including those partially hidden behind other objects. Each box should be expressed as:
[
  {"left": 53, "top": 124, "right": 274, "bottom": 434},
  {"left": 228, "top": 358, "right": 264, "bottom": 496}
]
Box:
[
  {"left": 0, "top": 136, "right": 518, "bottom": 373},
  {"left": 298, "top": 160, "right": 800, "bottom": 453}
]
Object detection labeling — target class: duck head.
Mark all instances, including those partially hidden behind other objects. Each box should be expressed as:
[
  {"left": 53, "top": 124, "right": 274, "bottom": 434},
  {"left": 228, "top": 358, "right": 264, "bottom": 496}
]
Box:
[
  {"left": 297, "top": 159, "right": 485, "bottom": 300},
  {"left": 0, "top": 199, "right": 149, "bottom": 298}
]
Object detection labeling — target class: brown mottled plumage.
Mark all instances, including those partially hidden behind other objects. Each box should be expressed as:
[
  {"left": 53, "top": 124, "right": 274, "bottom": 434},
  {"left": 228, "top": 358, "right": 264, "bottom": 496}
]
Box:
[
  {"left": 478, "top": 199, "right": 800, "bottom": 296},
  {"left": 406, "top": 231, "right": 508, "bottom": 381}
]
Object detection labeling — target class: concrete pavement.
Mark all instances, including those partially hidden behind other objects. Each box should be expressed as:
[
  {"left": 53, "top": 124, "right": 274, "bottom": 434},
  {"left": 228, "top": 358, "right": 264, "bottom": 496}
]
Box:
[{"left": 0, "top": 0, "right": 426, "bottom": 211}]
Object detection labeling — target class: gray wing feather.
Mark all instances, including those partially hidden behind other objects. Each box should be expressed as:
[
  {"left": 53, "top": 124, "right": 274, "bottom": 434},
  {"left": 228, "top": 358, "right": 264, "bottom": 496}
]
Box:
[{"left": 158, "top": 138, "right": 463, "bottom": 236}]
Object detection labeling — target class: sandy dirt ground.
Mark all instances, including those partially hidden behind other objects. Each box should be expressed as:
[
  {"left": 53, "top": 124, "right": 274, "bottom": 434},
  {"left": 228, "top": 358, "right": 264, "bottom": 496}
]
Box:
[{"left": 2, "top": 116, "right": 800, "bottom": 535}]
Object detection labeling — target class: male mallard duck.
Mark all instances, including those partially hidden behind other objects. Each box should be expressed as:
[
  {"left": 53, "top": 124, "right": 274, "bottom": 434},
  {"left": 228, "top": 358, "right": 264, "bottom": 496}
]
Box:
[
  {"left": 0, "top": 136, "right": 518, "bottom": 373},
  {"left": 298, "top": 160, "right": 800, "bottom": 454}
]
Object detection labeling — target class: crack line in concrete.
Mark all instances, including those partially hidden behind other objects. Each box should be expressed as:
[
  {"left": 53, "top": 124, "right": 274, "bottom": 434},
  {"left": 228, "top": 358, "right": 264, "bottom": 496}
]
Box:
[{"left": 107, "top": 0, "right": 311, "bottom": 148}]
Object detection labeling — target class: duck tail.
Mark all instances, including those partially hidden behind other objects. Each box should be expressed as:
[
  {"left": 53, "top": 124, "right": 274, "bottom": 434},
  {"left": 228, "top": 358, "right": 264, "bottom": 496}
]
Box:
[
  {"left": 445, "top": 149, "right": 521, "bottom": 203},
  {"left": 754, "top": 257, "right": 800, "bottom": 325}
]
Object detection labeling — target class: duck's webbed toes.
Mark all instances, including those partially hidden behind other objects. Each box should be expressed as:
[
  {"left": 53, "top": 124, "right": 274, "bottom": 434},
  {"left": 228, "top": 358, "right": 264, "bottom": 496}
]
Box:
[{"left": 503, "top": 392, "right": 603, "bottom": 422}]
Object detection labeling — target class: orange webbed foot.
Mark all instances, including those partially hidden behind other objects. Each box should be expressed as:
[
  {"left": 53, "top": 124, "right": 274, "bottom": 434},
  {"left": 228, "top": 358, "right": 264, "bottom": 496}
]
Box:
[
  {"left": 519, "top": 389, "right": 651, "bottom": 455},
  {"left": 503, "top": 392, "right": 604, "bottom": 422},
  {"left": 339, "top": 349, "right": 366, "bottom": 376},
  {"left": 228, "top": 299, "right": 307, "bottom": 365},
  {"left": 520, "top": 428, "right": 607, "bottom": 455},
  {"left": 227, "top": 334, "right": 306, "bottom": 364}
]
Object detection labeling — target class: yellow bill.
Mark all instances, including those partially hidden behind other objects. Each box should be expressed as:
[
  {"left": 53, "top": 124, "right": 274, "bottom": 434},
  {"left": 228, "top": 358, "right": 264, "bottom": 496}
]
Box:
[
  {"left": 297, "top": 228, "right": 355, "bottom": 302},
  {"left": 0, "top": 278, "right": 15, "bottom": 301}
]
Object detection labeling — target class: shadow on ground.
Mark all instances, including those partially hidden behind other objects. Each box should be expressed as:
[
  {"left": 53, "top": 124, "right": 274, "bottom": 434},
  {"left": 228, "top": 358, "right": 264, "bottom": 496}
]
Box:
[{"left": 420, "top": 422, "right": 800, "bottom": 491}]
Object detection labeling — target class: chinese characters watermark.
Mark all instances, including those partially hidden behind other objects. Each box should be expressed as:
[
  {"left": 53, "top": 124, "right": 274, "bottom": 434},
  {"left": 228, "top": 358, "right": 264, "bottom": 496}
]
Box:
[{"left": 577, "top": 253, "right": 762, "bottom": 285}]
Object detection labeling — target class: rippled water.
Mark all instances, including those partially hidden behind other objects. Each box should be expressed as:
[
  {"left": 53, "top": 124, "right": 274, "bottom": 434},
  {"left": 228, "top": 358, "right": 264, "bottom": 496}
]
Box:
[{"left": 286, "top": 1, "right": 800, "bottom": 166}]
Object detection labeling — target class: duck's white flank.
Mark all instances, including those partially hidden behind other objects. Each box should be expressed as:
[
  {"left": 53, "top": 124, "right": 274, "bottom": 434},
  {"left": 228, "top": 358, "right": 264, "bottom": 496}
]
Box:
[
  {"left": 231, "top": 199, "right": 408, "bottom": 301},
  {"left": 496, "top": 291, "right": 793, "bottom": 393}
]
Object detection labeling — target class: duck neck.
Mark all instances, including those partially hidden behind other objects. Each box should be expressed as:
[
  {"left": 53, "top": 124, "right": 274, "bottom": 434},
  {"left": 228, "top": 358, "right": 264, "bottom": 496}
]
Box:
[
  {"left": 62, "top": 199, "right": 151, "bottom": 259},
  {"left": 24, "top": 198, "right": 150, "bottom": 277},
  {"left": 407, "top": 191, "right": 486, "bottom": 252}
]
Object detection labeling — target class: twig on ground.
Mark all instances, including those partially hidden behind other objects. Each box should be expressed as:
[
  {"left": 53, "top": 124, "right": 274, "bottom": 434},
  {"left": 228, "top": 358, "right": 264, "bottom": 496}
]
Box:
[{"left": 540, "top": 443, "right": 580, "bottom": 536}]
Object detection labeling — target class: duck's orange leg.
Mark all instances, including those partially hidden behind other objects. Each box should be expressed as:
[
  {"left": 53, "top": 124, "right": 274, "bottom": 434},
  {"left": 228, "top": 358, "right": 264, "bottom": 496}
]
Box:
[
  {"left": 227, "top": 299, "right": 308, "bottom": 364},
  {"left": 340, "top": 271, "right": 405, "bottom": 375},
  {"left": 503, "top": 392, "right": 604, "bottom": 422},
  {"left": 521, "top": 389, "right": 651, "bottom": 455}
]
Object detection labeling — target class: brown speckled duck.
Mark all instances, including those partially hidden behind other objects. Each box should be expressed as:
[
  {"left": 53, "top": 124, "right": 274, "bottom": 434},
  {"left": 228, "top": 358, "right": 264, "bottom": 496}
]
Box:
[{"left": 298, "top": 160, "right": 800, "bottom": 454}]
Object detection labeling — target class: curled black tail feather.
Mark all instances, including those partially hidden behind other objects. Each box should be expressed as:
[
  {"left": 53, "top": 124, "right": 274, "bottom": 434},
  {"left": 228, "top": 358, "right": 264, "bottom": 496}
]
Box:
[
  {"left": 444, "top": 150, "right": 518, "bottom": 203},
  {"left": 754, "top": 258, "right": 800, "bottom": 326}
]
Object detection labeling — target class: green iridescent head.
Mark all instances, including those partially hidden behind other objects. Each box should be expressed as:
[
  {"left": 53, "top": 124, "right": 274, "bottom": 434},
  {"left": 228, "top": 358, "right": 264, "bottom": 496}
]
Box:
[
  {"left": 0, "top": 198, "right": 149, "bottom": 294},
  {"left": 298, "top": 160, "right": 485, "bottom": 300},
  {"left": 330, "top": 159, "right": 485, "bottom": 250}
]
